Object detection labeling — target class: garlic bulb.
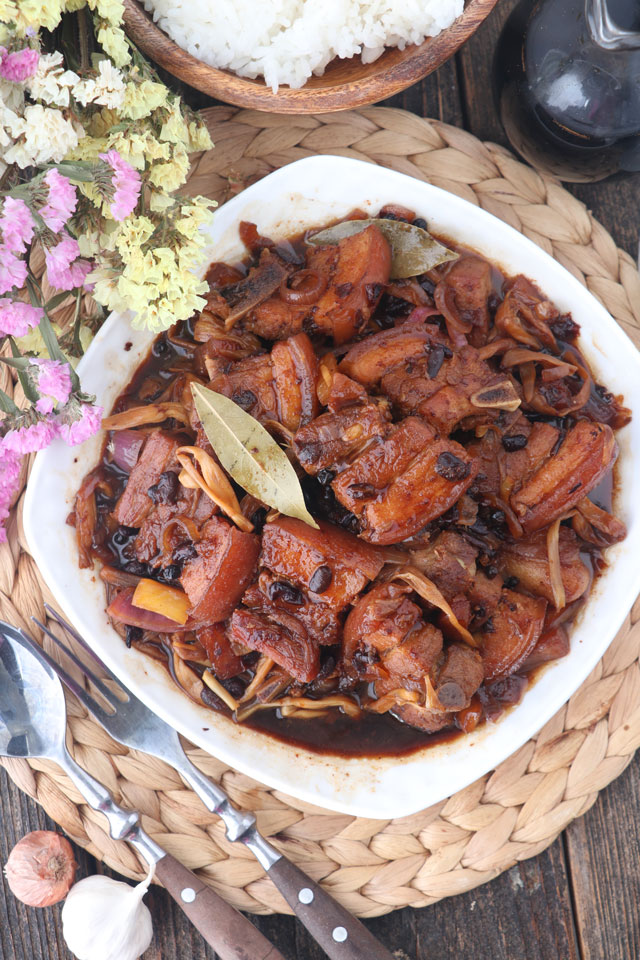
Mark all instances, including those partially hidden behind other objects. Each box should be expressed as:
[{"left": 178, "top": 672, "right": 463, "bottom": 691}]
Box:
[{"left": 61, "top": 866, "right": 154, "bottom": 960}]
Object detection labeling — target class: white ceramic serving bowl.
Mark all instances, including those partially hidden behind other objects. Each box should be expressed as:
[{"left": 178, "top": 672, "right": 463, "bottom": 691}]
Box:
[{"left": 24, "top": 156, "right": 640, "bottom": 819}]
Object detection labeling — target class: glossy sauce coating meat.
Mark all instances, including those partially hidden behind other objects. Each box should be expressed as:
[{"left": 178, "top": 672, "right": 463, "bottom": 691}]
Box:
[{"left": 72, "top": 209, "right": 629, "bottom": 758}]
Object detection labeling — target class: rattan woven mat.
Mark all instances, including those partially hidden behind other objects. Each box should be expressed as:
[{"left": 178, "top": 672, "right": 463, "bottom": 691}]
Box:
[{"left": 3, "top": 106, "right": 640, "bottom": 917}]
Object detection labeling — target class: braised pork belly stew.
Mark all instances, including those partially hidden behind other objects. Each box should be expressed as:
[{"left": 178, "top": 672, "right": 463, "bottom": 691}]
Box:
[{"left": 72, "top": 206, "right": 630, "bottom": 757}]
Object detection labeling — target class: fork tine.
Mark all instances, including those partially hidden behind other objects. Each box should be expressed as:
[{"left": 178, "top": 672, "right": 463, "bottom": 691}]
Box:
[
  {"left": 25, "top": 619, "right": 112, "bottom": 722},
  {"left": 43, "top": 604, "right": 127, "bottom": 692},
  {"left": 32, "top": 616, "right": 121, "bottom": 712}
]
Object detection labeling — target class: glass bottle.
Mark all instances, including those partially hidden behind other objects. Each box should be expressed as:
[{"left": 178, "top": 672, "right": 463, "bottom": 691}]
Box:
[{"left": 494, "top": 0, "right": 640, "bottom": 182}]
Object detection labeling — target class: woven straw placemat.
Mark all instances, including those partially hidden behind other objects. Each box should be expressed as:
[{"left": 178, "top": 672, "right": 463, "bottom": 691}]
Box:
[{"left": 3, "top": 106, "right": 640, "bottom": 917}]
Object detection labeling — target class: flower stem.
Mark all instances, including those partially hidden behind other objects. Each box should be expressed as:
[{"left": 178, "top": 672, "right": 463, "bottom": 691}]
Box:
[{"left": 72, "top": 288, "right": 83, "bottom": 356}]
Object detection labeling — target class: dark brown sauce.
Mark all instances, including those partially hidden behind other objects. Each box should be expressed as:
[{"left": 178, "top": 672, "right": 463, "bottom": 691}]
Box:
[{"left": 85, "top": 218, "right": 625, "bottom": 759}]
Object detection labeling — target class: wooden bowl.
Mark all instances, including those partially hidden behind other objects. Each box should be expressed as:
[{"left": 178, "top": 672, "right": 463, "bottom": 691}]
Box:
[{"left": 122, "top": 0, "right": 499, "bottom": 114}]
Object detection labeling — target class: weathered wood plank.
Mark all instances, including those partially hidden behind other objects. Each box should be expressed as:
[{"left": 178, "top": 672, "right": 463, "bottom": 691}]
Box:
[
  {"left": 2, "top": 766, "right": 579, "bottom": 960},
  {"left": 409, "top": 840, "right": 579, "bottom": 960},
  {"left": 564, "top": 753, "right": 640, "bottom": 960}
]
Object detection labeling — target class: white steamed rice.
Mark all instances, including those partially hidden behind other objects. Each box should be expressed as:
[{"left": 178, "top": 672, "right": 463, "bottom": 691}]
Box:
[{"left": 143, "top": 0, "right": 464, "bottom": 93}]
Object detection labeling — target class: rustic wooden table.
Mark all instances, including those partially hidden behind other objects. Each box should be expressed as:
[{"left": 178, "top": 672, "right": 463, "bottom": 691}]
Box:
[{"left": 2, "top": 1, "right": 639, "bottom": 957}]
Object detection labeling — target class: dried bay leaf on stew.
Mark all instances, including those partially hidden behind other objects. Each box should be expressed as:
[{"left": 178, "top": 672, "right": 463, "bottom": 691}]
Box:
[
  {"left": 191, "top": 383, "right": 319, "bottom": 529},
  {"left": 307, "top": 218, "right": 458, "bottom": 279}
]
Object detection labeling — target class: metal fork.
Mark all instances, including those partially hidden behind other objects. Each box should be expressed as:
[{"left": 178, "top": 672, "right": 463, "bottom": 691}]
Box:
[{"left": 33, "top": 605, "right": 394, "bottom": 960}]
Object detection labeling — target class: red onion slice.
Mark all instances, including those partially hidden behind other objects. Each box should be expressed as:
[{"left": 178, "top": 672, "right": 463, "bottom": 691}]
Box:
[{"left": 109, "top": 430, "right": 145, "bottom": 473}]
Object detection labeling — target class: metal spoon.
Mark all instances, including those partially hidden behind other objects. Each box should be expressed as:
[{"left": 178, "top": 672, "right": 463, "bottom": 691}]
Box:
[{"left": 0, "top": 622, "right": 284, "bottom": 960}]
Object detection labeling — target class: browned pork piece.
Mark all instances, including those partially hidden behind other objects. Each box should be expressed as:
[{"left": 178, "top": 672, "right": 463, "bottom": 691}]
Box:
[
  {"left": 329, "top": 417, "right": 477, "bottom": 544},
  {"left": 467, "top": 414, "right": 560, "bottom": 504},
  {"left": 436, "top": 255, "right": 493, "bottom": 346},
  {"left": 477, "top": 587, "right": 548, "bottom": 681},
  {"left": 342, "top": 582, "right": 443, "bottom": 683},
  {"left": 134, "top": 486, "right": 216, "bottom": 566},
  {"left": 409, "top": 530, "right": 479, "bottom": 608},
  {"left": 293, "top": 398, "right": 390, "bottom": 473},
  {"left": 498, "top": 527, "right": 591, "bottom": 607},
  {"left": 339, "top": 314, "right": 446, "bottom": 388},
  {"left": 113, "top": 430, "right": 185, "bottom": 528},
  {"left": 229, "top": 607, "right": 319, "bottom": 683},
  {"left": 340, "top": 314, "right": 520, "bottom": 435},
  {"left": 240, "top": 515, "right": 386, "bottom": 645},
  {"left": 217, "top": 249, "right": 289, "bottom": 327},
  {"left": 342, "top": 582, "right": 483, "bottom": 732},
  {"left": 510, "top": 420, "right": 617, "bottom": 533},
  {"left": 205, "top": 331, "right": 320, "bottom": 431},
  {"left": 179, "top": 516, "right": 260, "bottom": 623},
  {"left": 244, "top": 225, "right": 391, "bottom": 344}
]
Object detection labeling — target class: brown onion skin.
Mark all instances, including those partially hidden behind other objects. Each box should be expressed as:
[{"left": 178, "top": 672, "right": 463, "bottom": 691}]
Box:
[
  {"left": 4, "top": 831, "right": 77, "bottom": 907},
  {"left": 279, "top": 269, "right": 327, "bottom": 305}
]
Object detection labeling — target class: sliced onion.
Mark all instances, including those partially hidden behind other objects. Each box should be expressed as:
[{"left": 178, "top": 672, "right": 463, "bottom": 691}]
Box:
[
  {"left": 384, "top": 565, "right": 476, "bottom": 646},
  {"left": 424, "top": 674, "right": 449, "bottom": 713},
  {"left": 239, "top": 655, "right": 275, "bottom": 702},
  {"left": 572, "top": 497, "right": 627, "bottom": 545},
  {"left": 477, "top": 338, "right": 517, "bottom": 361},
  {"left": 202, "top": 669, "right": 239, "bottom": 711},
  {"left": 277, "top": 695, "right": 360, "bottom": 718},
  {"left": 161, "top": 516, "right": 202, "bottom": 554},
  {"left": 434, "top": 282, "right": 471, "bottom": 348},
  {"left": 520, "top": 361, "right": 536, "bottom": 403},
  {"left": 483, "top": 492, "right": 523, "bottom": 538},
  {"left": 109, "top": 429, "right": 145, "bottom": 473},
  {"left": 405, "top": 304, "right": 442, "bottom": 321},
  {"left": 502, "top": 348, "right": 578, "bottom": 373},
  {"left": 279, "top": 269, "right": 327, "bottom": 305},
  {"left": 546, "top": 518, "right": 566, "bottom": 610}
]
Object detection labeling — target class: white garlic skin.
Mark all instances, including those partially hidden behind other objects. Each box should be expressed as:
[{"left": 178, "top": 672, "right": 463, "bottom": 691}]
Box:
[{"left": 61, "top": 872, "right": 153, "bottom": 960}]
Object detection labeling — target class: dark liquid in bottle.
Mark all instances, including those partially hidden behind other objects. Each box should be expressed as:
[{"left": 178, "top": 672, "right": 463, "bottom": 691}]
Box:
[{"left": 494, "top": 0, "right": 640, "bottom": 182}]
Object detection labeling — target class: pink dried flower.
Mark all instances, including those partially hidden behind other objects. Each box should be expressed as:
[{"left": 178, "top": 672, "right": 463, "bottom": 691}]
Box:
[
  {"left": 0, "top": 451, "right": 22, "bottom": 543},
  {"left": 44, "top": 233, "right": 92, "bottom": 291},
  {"left": 99, "top": 149, "right": 141, "bottom": 221},
  {"left": 38, "top": 170, "right": 77, "bottom": 233},
  {"left": 56, "top": 401, "right": 103, "bottom": 446},
  {"left": 1, "top": 419, "right": 57, "bottom": 456},
  {"left": 0, "top": 253, "right": 28, "bottom": 296},
  {"left": 0, "top": 197, "right": 35, "bottom": 255},
  {"left": 30, "top": 359, "right": 72, "bottom": 414},
  {"left": 0, "top": 299, "right": 43, "bottom": 336},
  {"left": 0, "top": 47, "right": 39, "bottom": 83}
]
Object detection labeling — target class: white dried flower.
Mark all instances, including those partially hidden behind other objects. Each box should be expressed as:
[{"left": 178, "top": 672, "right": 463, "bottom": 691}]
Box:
[
  {"left": 0, "top": 79, "right": 25, "bottom": 113},
  {"left": 75, "top": 59, "right": 125, "bottom": 109},
  {"left": 26, "top": 52, "right": 80, "bottom": 107},
  {"left": 4, "top": 104, "right": 83, "bottom": 167}
]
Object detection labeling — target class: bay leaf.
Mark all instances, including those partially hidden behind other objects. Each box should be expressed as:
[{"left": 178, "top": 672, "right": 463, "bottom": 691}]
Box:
[
  {"left": 191, "top": 383, "right": 319, "bottom": 529},
  {"left": 307, "top": 218, "right": 458, "bottom": 279}
]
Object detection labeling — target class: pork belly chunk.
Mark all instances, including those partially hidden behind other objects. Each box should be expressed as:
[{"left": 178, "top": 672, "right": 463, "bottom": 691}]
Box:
[
  {"left": 245, "top": 225, "right": 391, "bottom": 344},
  {"left": 331, "top": 418, "right": 477, "bottom": 544},
  {"left": 179, "top": 516, "right": 260, "bottom": 623},
  {"left": 510, "top": 421, "right": 617, "bottom": 533},
  {"left": 253, "top": 516, "right": 386, "bottom": 641},
  {"left": 113, "top": 430, "right": 183, "bottom": 528}
]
